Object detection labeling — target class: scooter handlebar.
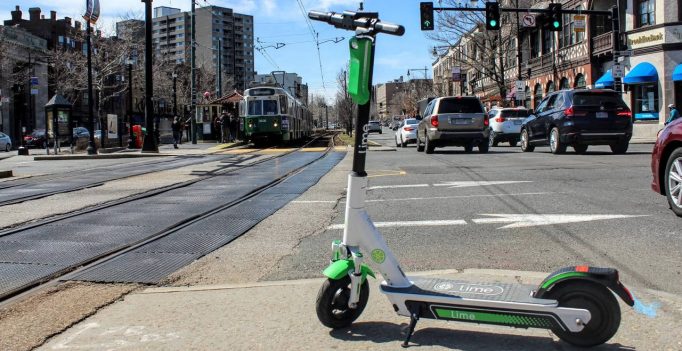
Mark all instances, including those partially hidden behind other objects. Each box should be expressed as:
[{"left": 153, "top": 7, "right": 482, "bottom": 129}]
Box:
[{"left": 308, "top": 10, "right": 404, "bottom": 36}]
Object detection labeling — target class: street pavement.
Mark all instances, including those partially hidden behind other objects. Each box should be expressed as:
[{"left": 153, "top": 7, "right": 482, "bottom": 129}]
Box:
[{"left": 6, "top": 129, "right": 682, "bottom": 350}]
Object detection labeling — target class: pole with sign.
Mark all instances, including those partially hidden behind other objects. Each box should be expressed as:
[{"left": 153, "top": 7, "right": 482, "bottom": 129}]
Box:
[
  {"left": 574, "top": 15, "right": 586, "bottom": 32},
  {"left": 83, "top": 0, "right": 99, "bottom": 154},
  {"left": 515, "top": 80, "right": 525, "bottom": 102}
]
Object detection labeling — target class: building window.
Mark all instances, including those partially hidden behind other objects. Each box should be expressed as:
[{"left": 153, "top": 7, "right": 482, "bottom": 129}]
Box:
[
  {"left": 534, "top": 83, "right": 543, "bottom": 109},
  {"left": 559, "top": 77, "right": 569, "bottom": 90},
  {"left": 542, "top": 30, "right": 552, "bottom": 54},
  {"left": 633, "top": 83, "right": 659, "bottom": 118},
  {"left": 546, "top": 81, "right": 555, "bottom": 94},
  {"left": 574, "top": 74, "right": 586, "bottom": 88},
  {"left": 637, "top": 0, "right": 655, "bottom": 27},
  {"left": 525, "top": 86, "right": 531, "bottom": 109}
]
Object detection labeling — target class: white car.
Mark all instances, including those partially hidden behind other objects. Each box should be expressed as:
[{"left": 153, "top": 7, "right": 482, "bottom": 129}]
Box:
[
  {"left": 487, "top": 107, "right": 530, "bottom": 147},
  {"left": 394, "top": 118, "right": 419, "bottom": 147},
  {"left": 0, "top": 132, "right": 12, "bottom": 152}
]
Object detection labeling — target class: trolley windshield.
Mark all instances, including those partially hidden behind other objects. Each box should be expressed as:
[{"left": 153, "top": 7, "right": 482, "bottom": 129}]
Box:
[{"left": 248, "top": 99, "right": 279, "bottom": 116}]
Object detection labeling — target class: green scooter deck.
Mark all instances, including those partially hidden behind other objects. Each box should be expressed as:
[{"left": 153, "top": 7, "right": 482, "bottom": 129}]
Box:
[{"left": 381, "top": 277, "right": 553, "bottom": 305}]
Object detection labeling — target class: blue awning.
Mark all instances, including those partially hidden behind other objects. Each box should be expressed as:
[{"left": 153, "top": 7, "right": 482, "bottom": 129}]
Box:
[
  {"left": 594, "top": 70, "right": 613, "bottom": 88},
  {"left": 673, "top": 64, "right": 682, "bottom": 81},
  {"left": 624, "top": 62, "right": 658, "bottom": 84}
]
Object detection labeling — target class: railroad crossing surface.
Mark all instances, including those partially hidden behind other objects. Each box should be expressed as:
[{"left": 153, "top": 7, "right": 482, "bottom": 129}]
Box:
[{"left": 1, "top": 131, "right": 681, "bottom": 350}]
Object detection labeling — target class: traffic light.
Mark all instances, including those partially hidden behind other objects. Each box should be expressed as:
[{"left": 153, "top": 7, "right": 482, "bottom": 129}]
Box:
[
  {"left": 485, "top": 2, "right": 500, "bottom": 30},
  {"left": 420, "top": 2, "right": 434, "bottom": 31},
  {"left": 548, "top": 3, "right": 562, "bottom": 31}
]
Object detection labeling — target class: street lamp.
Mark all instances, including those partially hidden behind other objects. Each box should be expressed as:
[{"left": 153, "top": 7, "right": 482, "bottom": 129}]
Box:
[
  {"left": 126, "top": 57, "right": 136, "bottom": 149},
  {"left": 172, "top": 71, "right": 178, "bottom": 117},
  {"left": 407, "top": 67, "right": 429, "bottom": 79},
  {"left": 141, "top": 0, "right": 158, "bottom": 153}
]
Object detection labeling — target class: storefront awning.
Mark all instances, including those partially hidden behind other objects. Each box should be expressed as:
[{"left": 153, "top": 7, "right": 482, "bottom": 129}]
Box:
[
  {"left": 594, "top": 70, "right": 613, "bottom": 88},
  {"left": 623, "top": 62, "right": 658, "bottom": 84},
  {"left": 673, "top": 64, "right": 682, "bottom": 81}
]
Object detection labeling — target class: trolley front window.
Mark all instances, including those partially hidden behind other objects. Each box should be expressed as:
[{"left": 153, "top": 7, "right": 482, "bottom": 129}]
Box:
[{"left": 247, "top": 99, "right": 279, "bottom": 116}]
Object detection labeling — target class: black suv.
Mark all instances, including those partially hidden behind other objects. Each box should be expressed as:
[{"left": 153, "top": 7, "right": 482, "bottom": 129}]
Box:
[{"left": 520, "top": 89, "right": 632, "bottom": 154}]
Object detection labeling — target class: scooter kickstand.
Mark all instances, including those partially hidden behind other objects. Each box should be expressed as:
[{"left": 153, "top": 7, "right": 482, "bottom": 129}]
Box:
[{"left": 401, "top": 305, "right": 420, "bottom": 348}]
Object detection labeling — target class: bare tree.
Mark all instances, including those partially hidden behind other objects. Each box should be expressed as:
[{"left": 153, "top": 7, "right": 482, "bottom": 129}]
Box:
[
  {"left": 334, "top": 68, "right": 354, "bottom": 135},
  {"left": 389, "top": 80, "right": 433, "bottom": 116}
]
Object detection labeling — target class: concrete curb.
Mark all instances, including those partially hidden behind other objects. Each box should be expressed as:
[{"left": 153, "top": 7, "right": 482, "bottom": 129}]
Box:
[
  {"left": 0, "top": 170, "right": 12, "bottom": 178},
  {"left": 33, "top": 153, "right": 172, "bottom": 161}
]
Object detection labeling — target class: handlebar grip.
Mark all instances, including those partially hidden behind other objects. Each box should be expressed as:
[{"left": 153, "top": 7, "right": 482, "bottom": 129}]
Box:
[
  {"left": 308, "top": 10, "right": 332, "bottom": 23},
  {"left": 374, "top": 22, "right": 405, "bottom": 36}
]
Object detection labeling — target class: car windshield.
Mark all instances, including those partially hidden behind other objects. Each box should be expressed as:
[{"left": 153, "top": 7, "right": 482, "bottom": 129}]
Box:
[
  {"left": 438, "top": 98, "right": 483, "bottom": 113},
  {"left": 369, "top": 121, "right": 379, "bottom": 125},
  {"left": 500, "top": 110, "right": 529, "bottom": 118},
  {"left": 571, "top": 93, "right": 627, "bottom": 109},
  {"left": 405, "top": 119, "right": 418, "bottom": 125},
  {"left": 31, "top": 130, "right": 45, "bottom": 137}
]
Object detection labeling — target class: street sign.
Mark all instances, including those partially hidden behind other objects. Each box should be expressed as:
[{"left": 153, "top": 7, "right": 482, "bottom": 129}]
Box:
[
  {"left": 452, "top": 67, "right": 461, "bottom": 82},
  {"left": 521, "top": 14, "right": 536, "bottom": 28},
  {"left": 515, "top": 80, "right": 525, "bottom": 100},
  {"left": 574, "top": 15, "right": 586, "bottom": 32},
  {"left": 612, "top": 64, "right": 624, "bottom": 78},
  {"left": 30, "top": 77, "right": 39, "bottom": 85},
  {"left": 30, "top": 89, "right": 39, "bottom": 95}
]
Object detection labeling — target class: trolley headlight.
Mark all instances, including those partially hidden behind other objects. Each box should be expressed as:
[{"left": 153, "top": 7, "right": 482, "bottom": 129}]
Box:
[
  {"left": 248, "top": 123, "right": 253, "bottom": 128},
  {"left": 273, "top": 122, "right": 278, "bottom": 127}
]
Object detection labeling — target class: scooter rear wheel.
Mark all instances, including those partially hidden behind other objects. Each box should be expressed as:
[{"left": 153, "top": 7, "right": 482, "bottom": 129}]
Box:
[
  {"left": 316, "top": 276, "right": 369, "bottom": 329},
  {"left": 547, "top": 281, "right": 621, "bottom": 347}
]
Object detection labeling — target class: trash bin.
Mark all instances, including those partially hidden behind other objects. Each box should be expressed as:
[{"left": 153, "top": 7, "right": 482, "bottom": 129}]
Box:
[{"left": 132, "top": 125, "right": 144, "bottom": 148}]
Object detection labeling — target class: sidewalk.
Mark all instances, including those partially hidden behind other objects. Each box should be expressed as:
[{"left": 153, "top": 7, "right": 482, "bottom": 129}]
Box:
[{"left": 38, "top": 269, "right": 681, "bottom": 350}]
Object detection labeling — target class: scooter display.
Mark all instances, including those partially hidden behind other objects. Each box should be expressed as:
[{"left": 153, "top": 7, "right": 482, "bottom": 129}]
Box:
[{"left": 308, "top": 9, "right": 635, "bottom": 348}]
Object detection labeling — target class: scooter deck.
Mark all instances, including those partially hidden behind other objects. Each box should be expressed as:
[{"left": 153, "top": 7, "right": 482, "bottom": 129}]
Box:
[{"left": 381, "top": 276, "right": 553, "bottom": 305}]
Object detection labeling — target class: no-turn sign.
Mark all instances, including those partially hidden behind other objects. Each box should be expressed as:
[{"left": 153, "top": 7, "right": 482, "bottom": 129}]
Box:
[{"left": 522, "top": 14, "right": 536, "bottom": 28}]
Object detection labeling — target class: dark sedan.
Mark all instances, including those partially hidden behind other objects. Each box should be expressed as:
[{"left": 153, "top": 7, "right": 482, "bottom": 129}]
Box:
[
  {"left": 651, "top": 118, "right": 682, "bottom": 217},
  {"left": 23, "top": 129, "right": 48, "bottom": 148},
  {"left": 520, "top": 89, "right": 632, "bottom": 154}
]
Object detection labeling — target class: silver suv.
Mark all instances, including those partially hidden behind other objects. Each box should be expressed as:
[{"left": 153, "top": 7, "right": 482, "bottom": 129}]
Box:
[{"left": 416, "top": 96, "right": 490, "bottom": 154}]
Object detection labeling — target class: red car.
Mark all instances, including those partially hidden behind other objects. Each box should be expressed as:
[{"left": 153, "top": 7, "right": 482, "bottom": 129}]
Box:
[{"left": 651, "top": 118, "right": 682, "bottom": 217}]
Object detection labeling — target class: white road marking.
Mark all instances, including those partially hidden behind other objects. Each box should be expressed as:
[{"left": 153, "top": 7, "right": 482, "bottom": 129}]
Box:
[
  {"left": 367, "top": 184, "right": 429, "bottom": 190},
  {"left": 327, "top": 220, "right": 467, "bottom": 230},
  {"left": 293, "top": 192, "right": 552, "bottom": 204},
  {"left": 472, "top": 214, "right": 648, "bottom": 229},
  {"left": 434, "top": 181, "right": 532, "bottom": 188}
]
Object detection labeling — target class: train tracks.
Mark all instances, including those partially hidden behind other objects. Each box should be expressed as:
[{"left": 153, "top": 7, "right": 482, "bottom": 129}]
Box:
[{"left": 0, "top": 132, "right": 340, "bottom": 306}]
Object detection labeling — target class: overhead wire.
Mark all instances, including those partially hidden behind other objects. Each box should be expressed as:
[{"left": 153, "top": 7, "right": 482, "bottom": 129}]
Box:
[{"left": 295, "top": 0, "right": 327, "bottom": 93}]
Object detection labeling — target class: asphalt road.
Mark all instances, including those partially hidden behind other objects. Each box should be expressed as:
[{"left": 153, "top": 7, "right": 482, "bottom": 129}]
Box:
[{"left": 270, "top": 127, "right": 682, "bottom": 296}]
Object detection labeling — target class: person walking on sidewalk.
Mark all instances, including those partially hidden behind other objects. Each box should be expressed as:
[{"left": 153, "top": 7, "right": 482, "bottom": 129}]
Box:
[
  {"left": 221, "top": 110, "right": 231, "bottom": 143},
  {"left": 230, "top": 113, "right": 239, "bottom": 142},
  {"left": 171, "top": 116, "right": 182, "bottom": 149},
  {"left": 666, "top": 104, "right": 680, "bottom": 125}
]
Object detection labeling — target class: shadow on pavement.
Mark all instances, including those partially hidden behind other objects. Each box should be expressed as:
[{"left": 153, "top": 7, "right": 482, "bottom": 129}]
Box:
[{"left": 330, "top": 321, "right": 635, "bottom": 350}]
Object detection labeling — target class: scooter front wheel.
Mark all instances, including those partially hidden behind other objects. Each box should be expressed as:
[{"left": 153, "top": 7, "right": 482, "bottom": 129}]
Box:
[
  {"left": 316, "top": 276, "right": 369, "bottom": 329},
  {"left": 548, "top": 281, "right": 621, "bottom": 347}
]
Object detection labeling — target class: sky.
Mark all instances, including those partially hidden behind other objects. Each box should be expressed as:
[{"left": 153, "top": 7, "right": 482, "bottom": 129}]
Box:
[{"left": 0, "top": 0, "right": 442, "bottom": 102}]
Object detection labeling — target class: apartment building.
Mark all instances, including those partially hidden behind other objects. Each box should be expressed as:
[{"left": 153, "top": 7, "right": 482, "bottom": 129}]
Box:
[
  {"left": 253, "top": 72, "right": 309, "bottom": 105},
  {"left": 152, "top": 6, "right": 255, "bottom": 93}
]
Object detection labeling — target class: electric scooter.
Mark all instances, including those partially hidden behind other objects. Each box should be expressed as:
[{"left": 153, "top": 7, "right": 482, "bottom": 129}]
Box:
[{"left": 308, "top": 9, "right": 635, "bottom": 348}]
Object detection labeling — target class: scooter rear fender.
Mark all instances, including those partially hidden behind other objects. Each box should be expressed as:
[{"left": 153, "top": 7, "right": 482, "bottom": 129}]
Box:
[
  {"left": 323, "top": 259, "right": 376, "bottom": 283},
  {"left": 534, "top": 266, "right": 634, "bottom": 306}
]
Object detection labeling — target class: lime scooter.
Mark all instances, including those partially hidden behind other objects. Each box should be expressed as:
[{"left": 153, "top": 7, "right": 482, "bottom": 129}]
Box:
[{"left": 308, "top": 10, "right": 635, "bottom": 348}]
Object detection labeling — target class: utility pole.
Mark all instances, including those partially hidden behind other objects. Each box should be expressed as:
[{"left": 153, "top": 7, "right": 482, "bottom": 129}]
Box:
[
  {"left": 127, "top": 60, "right": 135, "bottom": 148},
  {"left": 325, "top": 104, "right": 329, "bottom": 130},
  {"left": 141, "top": 0, "right": 158, "bottom": 152},
  {"left": 515, "top": 0, "right": 522, "bottom": 107},
  {"left": 172, "top": 71, "right": 178, "bottom": 116},
  {"left": 190, "top": 0, "right": 197, "bottom": 144},
  {"left": 85, "top": 17, "right": 97, "bottom": 155}
]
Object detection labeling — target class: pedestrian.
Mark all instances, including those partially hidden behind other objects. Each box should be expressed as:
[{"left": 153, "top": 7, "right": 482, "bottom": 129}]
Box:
[
  {"left": 184, "top": 117, "right": 191, "bottom": 142},
  {"left": 221, "top": 110, "right": 230, "bottom": 143},
  {"left": 171, "top": 116, "right": 182, "bottom": 149},
  {"left": 666, "top": 104, "right": 680, "bottom": 125},
  {"left": 230, "top": 113, "right": 239, "bottom": 141},
  {"left": 212, "top": 114, "right": 222, "bottom": 142}
]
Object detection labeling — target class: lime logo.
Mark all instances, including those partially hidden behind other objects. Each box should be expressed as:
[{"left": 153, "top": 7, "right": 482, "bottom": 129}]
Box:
[{"left": 371, "top": 249, "right": 385, "bottom": 264}]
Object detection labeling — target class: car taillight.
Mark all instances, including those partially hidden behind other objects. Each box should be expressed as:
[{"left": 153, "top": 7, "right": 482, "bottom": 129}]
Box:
[
  {"left": 564, "top": 106, "right": 574, "bottom": 117},
  {"left": 483, "top": 114, "right": 489, "bottom": 127},
  {"left": 404, "top": 127, "right": 414, "bottom": 131},
  {"left": 431, "top": 115, "right": 439, "bottom": 127},
  {"left": 494, "top": 116, "right": 505, "bottom": 123},
  {"left": 617, "top": 110, "right": 632, "bottom": 118}
]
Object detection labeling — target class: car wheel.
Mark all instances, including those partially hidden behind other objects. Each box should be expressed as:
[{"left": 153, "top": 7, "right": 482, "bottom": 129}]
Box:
[
  {"left": 479, "top": 139, "right": 489, "bottom": 153},
  {"left": 549, "top": 127, "right": 566, "bottom": 154},
  {"left": 610, "top": 141, "right": 628, "bottom": 154},
  {"left": 401, "top": 136, "right": 407, "bottom": 148},
  {"left": 395, "top": 136, "right": 400, "bottom": 147},
  {"left": 509, "top": 139, "right": 518, "bottom": 147},
  {"left": 416, "top": 132, "right": 424, "bottom": 152},
  {"left": 520, "top": 129, "right": 534, "bottom": 152},
  {"left": 664, "top": 148, "right": 682, "bottom": 217},
  {"left": 488, "top": 132, "right": 497, "bottom": 148},
  {"left": 5, "top": 144, "right": 9, "bottom": 152},
  {"left": 425, "top": 134, "right": 435, "bottom": 154},
  {"left": 464, "top": 142, "right": 474, "bottom": 153},
  {"left": 574, "top": 144, "right": 588, "bottom": 154}
]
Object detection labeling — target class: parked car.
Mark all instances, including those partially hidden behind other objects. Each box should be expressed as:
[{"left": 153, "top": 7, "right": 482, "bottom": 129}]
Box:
[
  {"left": 23, "top": 129, "right": 48, "bottom": 148},
  {"left": 368, "top": 120, "right": 382, "bottom": 134},
  {"left": 520, "top": 89, "right": 632, "bottom": 154},
  {"left": 488, "top": 107, "right": 529, "bottom": 147},
  {"left": 73, "top": 127, "right": 90, "bottom": 140},
  {"left": 416, "top": 96, "right": 490, "bottom": 154},
  {"left": 395, "top": 118, "right": 419, "bottom": 147},
  {"left": 651, "top": 118, "right": 682, "bottom": 217},
  {"left": 0, "top": 132, "right": 11, "bottom": 152}
]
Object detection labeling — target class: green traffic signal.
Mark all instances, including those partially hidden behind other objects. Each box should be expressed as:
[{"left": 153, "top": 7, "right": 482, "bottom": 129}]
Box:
[
  {"left": 485, "top": 2, "right": 500, "bottom": 31},
  {"left": 490, "top": 20, "right": 498, "bottom": 28},
  {"left": 420, "top": 2, "right": 434, "bottom": 31},
  {"left": 553, "top": 20, "right": 560, "bottom": 28}
]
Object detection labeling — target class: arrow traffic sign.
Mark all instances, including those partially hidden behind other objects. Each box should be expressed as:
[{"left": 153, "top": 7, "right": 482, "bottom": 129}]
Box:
[{"left": 522, "top": 14, "right": 536, "bottom": 27}]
